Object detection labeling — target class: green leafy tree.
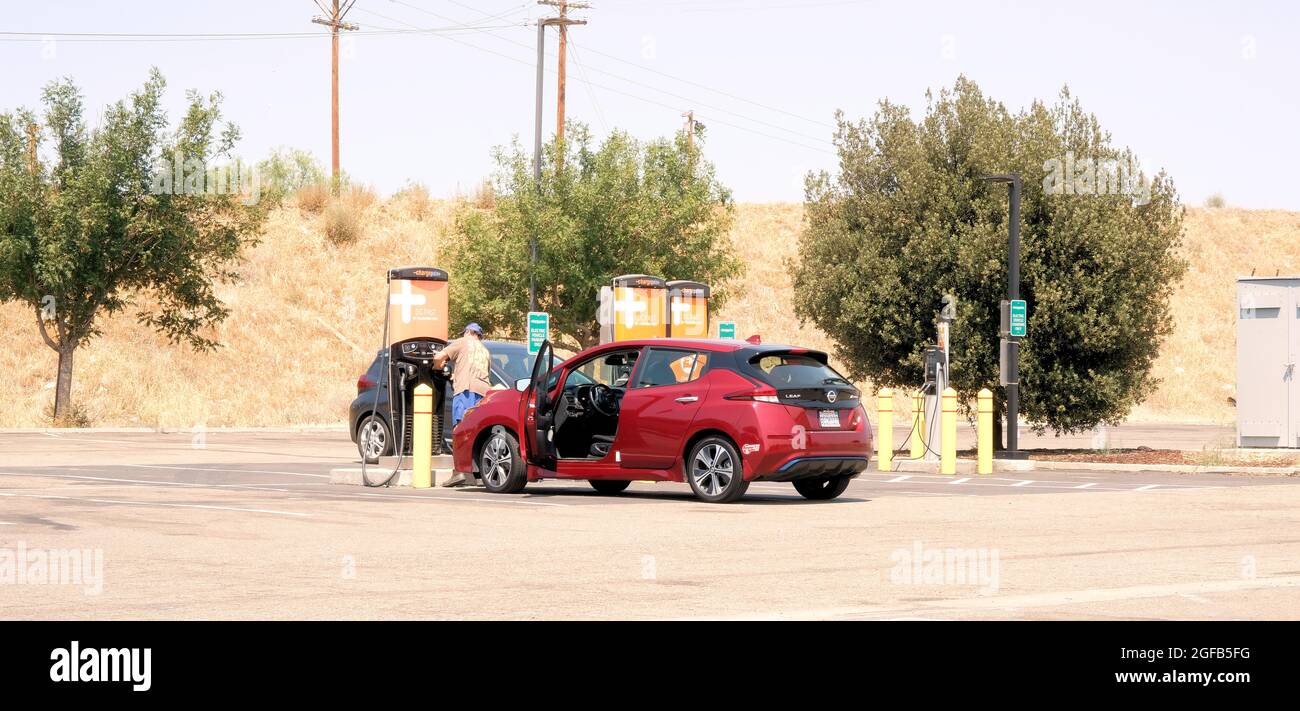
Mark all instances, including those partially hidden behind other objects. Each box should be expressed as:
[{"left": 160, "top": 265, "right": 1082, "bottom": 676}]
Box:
[
  {"left": 794, "top": 77, "right": 1185, "bottom": 436},
  {"left": 256, "top": 146, "right": 325, "bottom": 205},
  {"left": 447, "top": 121, "right": 741, "bottom": 349},
  {"left": 0, "top": 70, "right": 265, "bottom": 423}
]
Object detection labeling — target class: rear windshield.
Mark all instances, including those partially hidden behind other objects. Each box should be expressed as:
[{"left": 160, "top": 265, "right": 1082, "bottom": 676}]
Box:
[{"left": 747, "top": 353, "right": 851, "bottom": 389}]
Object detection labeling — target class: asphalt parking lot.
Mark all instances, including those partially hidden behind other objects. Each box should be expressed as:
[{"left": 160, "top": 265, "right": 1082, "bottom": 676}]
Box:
[{"left": 2, "top": 429, "right": 1298, "bottom": 620}]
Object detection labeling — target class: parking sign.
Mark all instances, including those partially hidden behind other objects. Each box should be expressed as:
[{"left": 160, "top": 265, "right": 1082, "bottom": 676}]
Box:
[
  {"left": 718, "top": 321, "right": 736, "bottom": 339},
  {"left": 527, "top": 312, "right": 549, "bottom": 355},
  {"left": 1009, "top": 299, "right": 1027, "bottom": 337}
]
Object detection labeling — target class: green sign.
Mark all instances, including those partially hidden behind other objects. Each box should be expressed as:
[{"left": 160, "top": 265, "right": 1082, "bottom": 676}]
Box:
[
  {"left": 1009, "top": 299, "right": 1027, "bottom": 338},
  {"left": 718, "top": 321, "right": 736, "bottom": 339},
  {"left": 527, "top": 311, "right": 549, "bottom": 354}
]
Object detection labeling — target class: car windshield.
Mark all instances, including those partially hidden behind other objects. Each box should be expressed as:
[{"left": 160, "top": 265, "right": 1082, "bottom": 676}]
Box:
[
  {"left": 488, "top": 343, "right": 536, "bottom": 383},
  {"left": 747, "top": 352, "right": 849, "bottom": 389}
]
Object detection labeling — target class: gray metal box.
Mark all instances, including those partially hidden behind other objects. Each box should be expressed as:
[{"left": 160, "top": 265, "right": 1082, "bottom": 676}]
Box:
[{"left": 1236, "top": 277, "right": 1300, "bottom": 447}]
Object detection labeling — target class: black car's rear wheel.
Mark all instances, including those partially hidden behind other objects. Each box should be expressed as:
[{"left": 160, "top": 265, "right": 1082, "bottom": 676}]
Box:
[
  {"left": 686, "top": 437, "right": 749, "bottom": 503},
  {"left": 479, "top": 428, "right": 528, "bottom": 494},
  {"left": 357, "top": 414, "right": 391, "bottom": 464},
  {"left": 589, "top": 479, "right": 631, "bottom": 495},
  {"left": 793, "top": 475, "right": 852, "bottom": 501}
]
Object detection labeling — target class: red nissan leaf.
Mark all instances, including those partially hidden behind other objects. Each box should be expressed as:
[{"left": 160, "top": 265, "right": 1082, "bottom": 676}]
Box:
[{"left": 451, "top": 339, "right": 873, "bottom": 503}]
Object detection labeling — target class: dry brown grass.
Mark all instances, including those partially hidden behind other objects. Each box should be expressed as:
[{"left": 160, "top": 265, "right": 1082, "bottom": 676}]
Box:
[
  {"left": 0, "top": 200, "right": 1295, "bottom": 427},
  {"left": 294, "top": 183, "right": 330, "bottom": 213}
]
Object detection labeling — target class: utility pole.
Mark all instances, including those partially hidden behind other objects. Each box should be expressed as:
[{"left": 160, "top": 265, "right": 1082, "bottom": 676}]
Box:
[
  {"left": 531, "top": 1, "right": 589, "bottom": 311},
  {"left": 682, "top": 110, "right": 695, "bottom": 150},
  {"left": 25, "top": 123, "right": 38, "bottom": 175},
  {"left": 981, "top": 173, "right": 1024, "bottom": 458},
  {"left": 538, "top": 1, "right": 589, "bottom": 146},
  {"left": 311, "top": 0, "right": 357, "bottom": 192}
]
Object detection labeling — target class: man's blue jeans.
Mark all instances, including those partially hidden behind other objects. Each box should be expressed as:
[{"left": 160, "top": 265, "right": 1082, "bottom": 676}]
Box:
[{"left": 451, "top": 390, "right": 484, "bottom": 428}]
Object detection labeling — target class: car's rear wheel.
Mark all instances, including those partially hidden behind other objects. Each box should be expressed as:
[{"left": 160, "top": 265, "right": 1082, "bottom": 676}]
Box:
[
  {"left": 793, "top": 475, "right": 852, "bottom": 501},
  {"left": 589, "top": 479, "right": 631, "bottom": 495},
  {"left": 479, "top": 428, "right": 527, "bottom": 494},
  {"left": 686, "top": 437, "right": 749, "bottom": 503},
  {"left": 357, "top": 414, "right": 391, "bottom": 464}
]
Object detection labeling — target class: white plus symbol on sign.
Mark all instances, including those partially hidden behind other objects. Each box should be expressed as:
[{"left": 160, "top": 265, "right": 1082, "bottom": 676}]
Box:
[
  {"left": 613, "top": 290, "right": 646, "bottom": 328},
  {"left": 671, "top": 299, "right": 693, "bottom": 325},
  {"left": 390, "top": 281, "right": 426, "bottom": 324}
]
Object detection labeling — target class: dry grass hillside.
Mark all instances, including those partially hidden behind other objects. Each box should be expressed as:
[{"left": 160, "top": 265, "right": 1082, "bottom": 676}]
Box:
[{"left": 0, "top": 197, "right": 1295, "bottom": 429}]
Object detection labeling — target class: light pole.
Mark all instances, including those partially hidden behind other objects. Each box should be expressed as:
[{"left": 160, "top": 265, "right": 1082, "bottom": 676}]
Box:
[{"left": 980, "top": 173, "right": 1024, "bottom": 458}]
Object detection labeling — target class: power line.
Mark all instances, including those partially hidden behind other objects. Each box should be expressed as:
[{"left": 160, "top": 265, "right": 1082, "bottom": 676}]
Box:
[
  {"left": 355, "top": 4, "right": 837, "bottom": 155},
  {"left": 385, "top": 0, "right": 833, "bottom": 145},
  {"left": 568, "top": 38, "right": 608, "bottom": 132},
  {"left": 0, "top": 26, "right": 526, "bottom": 42}
]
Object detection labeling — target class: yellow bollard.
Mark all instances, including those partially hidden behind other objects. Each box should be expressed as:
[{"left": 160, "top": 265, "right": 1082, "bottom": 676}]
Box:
[
  {"left": 411, "top": 383, "right": 433, "bottom": 488},
  {"left": 940, "top": 387, "right": 957, "bottom": 475},
  {"left": 910, "top": 390, "right": 925, "bottom": 459},
  {"left": 977, "top": 388, "right": 993, "bottom": 475},
  {"left": 876, "top": 387, "right": 893, "bottom": 471}
]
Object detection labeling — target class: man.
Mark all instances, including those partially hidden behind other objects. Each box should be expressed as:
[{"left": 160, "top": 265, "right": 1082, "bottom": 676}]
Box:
[{"left": 433, "top": 322, "right": 491, "bottom": 487}]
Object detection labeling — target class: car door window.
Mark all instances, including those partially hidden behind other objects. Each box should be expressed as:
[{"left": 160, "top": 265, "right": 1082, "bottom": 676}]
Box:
[
  {"left": 635, "top": 349, "right": 708, "bottom": 388},
  {"left": 570, "top": 349, "right": 640, "bottom": 388}
]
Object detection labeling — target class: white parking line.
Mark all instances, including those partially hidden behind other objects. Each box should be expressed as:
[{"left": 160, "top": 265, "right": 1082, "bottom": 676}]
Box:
[
  {"left": 1012, "top": 480, "right": 1035, "bottom": 487},
  {"left": 1134, "top": 484, "right": 1161, "bottom": 491},
  {"left": 10, "top": 472, "right": 294, "bottom": 493},
  {"left": 123, "top": 464, "right": 328, "bottom": 478},
  {"left": 0, "top": 491, "right": 310, "bottom": 517},
  {"left": 1075, "top": 482, "right": 1097, "bottom": 489},
  {"left": 887, "top": 475, "right": 912, "bottom": 483},
  {"left": 950, "top": 477, "right": 971, "bottom": 485}
]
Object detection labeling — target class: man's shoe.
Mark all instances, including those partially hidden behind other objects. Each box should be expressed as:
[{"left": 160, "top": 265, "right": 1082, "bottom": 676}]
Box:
[{"left": 441, "top": 473, "right": 467, "bottom": 488}]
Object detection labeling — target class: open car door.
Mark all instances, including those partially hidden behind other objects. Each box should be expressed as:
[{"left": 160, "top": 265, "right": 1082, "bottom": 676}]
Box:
[{"left": 525, "top": 340, "right": 558, "bottom": 465}]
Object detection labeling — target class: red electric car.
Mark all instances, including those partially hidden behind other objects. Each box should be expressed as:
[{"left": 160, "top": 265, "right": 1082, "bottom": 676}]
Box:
[{"left": 452, "top": 338, "right": 872, "bottom": 503}]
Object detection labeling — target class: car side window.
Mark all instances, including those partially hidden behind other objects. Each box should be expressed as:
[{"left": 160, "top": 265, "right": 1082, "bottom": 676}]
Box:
[
  {"left": 635, "top": 349, "right": 707, "bottom": 388},
  {"left": 570, "top": 349, "right": 640, "bottom": 388}
]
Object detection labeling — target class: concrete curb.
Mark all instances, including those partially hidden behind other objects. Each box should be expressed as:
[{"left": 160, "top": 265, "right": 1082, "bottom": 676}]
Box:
[
  {"left": 889, "top": 458, "right": 1034, "bottom": 474},
  {"left": 880, "top": 458, "right": 1297, "bottom": 476},
  {"left": 1026, "top": 460, "right": 1299, "bottom": 476}
]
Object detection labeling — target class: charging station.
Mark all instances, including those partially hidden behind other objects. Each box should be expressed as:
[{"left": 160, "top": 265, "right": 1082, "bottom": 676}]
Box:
[
  {"left": 666, "top": 280, "right": 710, "bottom": 338},
  {"left": 598, "top": 274, "right": 668, "bottom": 344},
  {"left": 385, "top": 266, "right": 452, "bottom": 458}
]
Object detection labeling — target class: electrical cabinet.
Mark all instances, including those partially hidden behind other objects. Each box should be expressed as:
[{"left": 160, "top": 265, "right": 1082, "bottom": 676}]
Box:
[{"left": 1237, "top": 277, "right": 1300, "bottom": 448}]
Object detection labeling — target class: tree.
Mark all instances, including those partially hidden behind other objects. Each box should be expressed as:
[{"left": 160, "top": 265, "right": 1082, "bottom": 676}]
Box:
[
  {"left": 446, "top": 121, "right": 741, "bottom": 350},
  {"left": 794, "top": 77, "right": 1186, "bottom": 436},
  {"left": 0, "top": 70, "right": 265, "bottom": 423},
  {"left": 256, "top": 146, "right": 326, "bottom": 206}
]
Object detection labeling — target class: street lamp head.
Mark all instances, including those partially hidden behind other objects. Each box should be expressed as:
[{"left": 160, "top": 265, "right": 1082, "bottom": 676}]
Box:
[{"left": 979, "top": 174, "right": 1019, "bottom": 185}]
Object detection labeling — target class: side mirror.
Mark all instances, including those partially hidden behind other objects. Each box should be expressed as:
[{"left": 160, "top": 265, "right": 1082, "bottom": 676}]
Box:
[{"left": 515, "top": 378, "right": 530, "bottom": 392}]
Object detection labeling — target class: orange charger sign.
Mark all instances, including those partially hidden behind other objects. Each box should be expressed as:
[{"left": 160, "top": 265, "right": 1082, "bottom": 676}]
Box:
[
  {"left": 611, "top": 275, "right": 666, "bottom": 341},
  {"left": 387, "top": 266, "right": 449, "bottom": 344},
  {"left": 667, "top": 280, "right": 710, "bottom": 339}
]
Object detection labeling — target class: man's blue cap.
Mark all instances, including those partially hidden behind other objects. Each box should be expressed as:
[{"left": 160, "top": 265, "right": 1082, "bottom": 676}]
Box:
[{"left": 464, "top": 322, "right": 483, "bottom": 335}]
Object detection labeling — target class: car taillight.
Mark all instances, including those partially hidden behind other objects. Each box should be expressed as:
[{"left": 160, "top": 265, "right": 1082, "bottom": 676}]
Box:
[
  {"left": 357, "top": 374, "right": 375, "bottom": 395},
  {"left": 725, "top": 383, "right": 781, "bottom": 404}
]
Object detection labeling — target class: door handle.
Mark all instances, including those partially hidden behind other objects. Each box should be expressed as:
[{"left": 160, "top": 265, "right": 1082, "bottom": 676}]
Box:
[{"left": 675, "top": 396, "right": 699, "bottom": 403}]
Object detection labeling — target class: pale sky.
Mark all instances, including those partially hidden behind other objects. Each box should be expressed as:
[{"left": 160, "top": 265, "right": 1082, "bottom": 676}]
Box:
[{"left": 3, "top": 0, "right": 1298, "bottom": 208}]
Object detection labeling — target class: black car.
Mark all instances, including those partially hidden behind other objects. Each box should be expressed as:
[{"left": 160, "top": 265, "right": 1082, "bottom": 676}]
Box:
[{"left": 349, "top": 340, "right": 535, "bottom": 463}]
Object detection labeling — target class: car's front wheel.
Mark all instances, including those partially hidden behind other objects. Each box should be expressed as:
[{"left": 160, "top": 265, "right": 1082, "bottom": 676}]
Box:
[
  {"left": 357, "top": 414, "right": 391, "bottom": 464},
  {"left": 479, "top": 428, "right": 527, "bottom": 494},
  {"left": 793, "top": 476, "right": 852, "bottom": 501},
  {"left": 686, "top": 437, "right": 749, "bottom": 503}
]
